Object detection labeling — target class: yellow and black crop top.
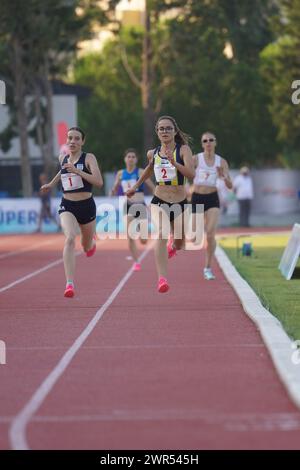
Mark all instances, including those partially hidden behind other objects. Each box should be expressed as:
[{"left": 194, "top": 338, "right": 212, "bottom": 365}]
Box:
[{"left": 153, "top": 144, "right": 185, "bottom": 186}]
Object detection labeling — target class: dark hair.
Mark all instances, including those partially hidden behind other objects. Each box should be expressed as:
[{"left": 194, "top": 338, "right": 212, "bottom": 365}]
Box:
[
  {"left": 124, "top": 148, "right": 138, "bottom": 158},
  {"left": 201, "top": 130, "right": 216, "bottom": 141},
  {"left": 156, "top": 115, "right": 192, "bottom": 146},
  {"left": 68, "top": 126, "right": 85, "bottom": 140}
]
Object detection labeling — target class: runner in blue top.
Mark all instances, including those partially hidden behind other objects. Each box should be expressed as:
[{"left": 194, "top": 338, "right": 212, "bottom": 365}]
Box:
[{"left": 110, "top": 148, "right": 154, "bottom": 271}]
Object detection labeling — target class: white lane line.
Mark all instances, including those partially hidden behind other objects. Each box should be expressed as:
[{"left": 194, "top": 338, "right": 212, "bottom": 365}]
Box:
[
  {"left": 215, "top": 245, "right": 300, "bottom": 410},
  {"left": 6, "top": 343, "right": 264, "bottom": 351},
  {"left": 0, "top": 240, "right": 106, "bottom": 294},
  {"left": 28, "top": 411, "right": 300, "bottom": 431},
  {"left": 0, "top": 238, "right": 60, "bottom": 261},
  {"left": 9, "top": 244, "right": 153, "bottom": 450},
  {"left": 0, "top": 254, "right": 80, "bottom": 294},
  {"left": 5, "top": 410, "right": 300, "bottom": 432}
]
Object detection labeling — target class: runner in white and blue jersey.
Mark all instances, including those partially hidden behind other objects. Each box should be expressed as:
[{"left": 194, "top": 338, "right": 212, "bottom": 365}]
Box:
[{"left": 110, "top": 148, "right": 154, "bottom": 271}]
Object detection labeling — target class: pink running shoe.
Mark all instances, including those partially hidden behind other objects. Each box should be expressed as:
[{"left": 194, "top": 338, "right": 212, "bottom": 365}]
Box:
[
  {"left": 86, "top": 235, "right": 97, "bottom": 257},
  {"left": 64, "top": 284, "right": 75, "bottom": 298},
  {"left": 167, "top": 236, "right": 177, "bottom": 259},
  {"left": 157, "top": 276, "right": 169, "bottom": 293},
  {"left": 133, "top": 262, "right": 141, "bottom": 271}
]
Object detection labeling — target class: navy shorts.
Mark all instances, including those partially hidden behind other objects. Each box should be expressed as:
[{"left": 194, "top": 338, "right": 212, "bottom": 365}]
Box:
[
  {"left": 58, "top": 197, "right": 96, "bottom": 225},
  {"left": 191, "top": 191, "right": 220, "bottom": 213},
  {"left": 125, "top": 201, "right": 148, "bottom": 219},
  {"left": 151, "top": 196, "right": 188, "bottom": 222}
]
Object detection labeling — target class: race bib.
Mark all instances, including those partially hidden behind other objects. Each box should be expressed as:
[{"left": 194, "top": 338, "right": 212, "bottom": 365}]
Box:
[
  {"left": 197, "top": 169, "right": 217, "bottom": 186},
  {"left": 61, "top": 172, "right": 84, "bottom": 191},
  {"left": 121, "top": 178, "right": 137, "bottom": 193},
  {"left": 154, "top": 162, "right": 176, "bottom": 183}
]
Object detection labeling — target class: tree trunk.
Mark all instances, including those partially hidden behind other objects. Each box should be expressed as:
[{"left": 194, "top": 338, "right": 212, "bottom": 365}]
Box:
[
  {"left": 142, "top": 1, "right": 155, "bottom": 159},
  {"left": 43, "top": 57, "right": 55, "bottom": 177},
  {"left": 33, "top": 79, "right": 47, "bottom": 172},
  {"left": 13, "top": 38, "right": 33, "bottom": 197}
]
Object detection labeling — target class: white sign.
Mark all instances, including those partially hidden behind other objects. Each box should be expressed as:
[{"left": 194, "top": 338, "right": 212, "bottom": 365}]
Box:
[
  {"left": 0, "top": 80, "right": 6, "bottom": 105},
  {"left": 0, "top": 340, "right": 6, "bottom": 365},
  {"left": 279, "top": 223, "right": 300, "bottom": 280}
]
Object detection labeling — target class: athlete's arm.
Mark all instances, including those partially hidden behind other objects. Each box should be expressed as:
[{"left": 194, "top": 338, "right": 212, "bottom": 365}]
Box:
[
  {"left": 110, "top": 170, "right": 122, "bottom": 196},
  {"left": 126, "top": 151, "right": 154, "bottom": 197},
  {"left": 192, "top": 153, "right": 198, "bottom": 168},
  {"left": 217, "top": 159, "right": 233, "bottom": 189},
  {"left": 173, "top": 145, "right": 195, "bottom": 180},
  {"left": 40, "top": 170, "right": 61, "bottom": 193},
  {"left": 139, "top": 168, "right": 155, "bottom": 193},
  {"left": 40, "top": 155, "right": 64, "bottom": 192}
]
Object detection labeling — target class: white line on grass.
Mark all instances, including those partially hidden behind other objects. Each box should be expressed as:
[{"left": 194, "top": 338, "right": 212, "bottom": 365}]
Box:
[{"left": 215, "top": 245, "right": 300, "bottom": 410}]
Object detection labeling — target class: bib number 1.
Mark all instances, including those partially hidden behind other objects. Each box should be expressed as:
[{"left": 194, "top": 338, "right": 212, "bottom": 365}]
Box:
[{"left": 61, "top": 173, "right": 84, "bottom": 191}]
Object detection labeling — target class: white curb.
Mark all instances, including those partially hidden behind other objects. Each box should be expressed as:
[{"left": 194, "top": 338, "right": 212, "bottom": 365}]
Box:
[{"left": 215, "top": 245, "right": 300, "bottom": 409}]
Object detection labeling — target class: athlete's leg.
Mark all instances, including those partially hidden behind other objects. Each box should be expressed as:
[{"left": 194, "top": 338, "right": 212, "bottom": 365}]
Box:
[
  {"left": 125, "top": 214, "right": 140, "bottom": 262},
  {"left": 171, "top": 204, "right": 190, "bottom": 251},
  {"left": 151, "top": 203, "right": 170, "bottom": 279},
  {"left": 60, "top": 211, "right": 79, "bottom": 284},
  {"left": 80, "top": 219, "right": 96, "bottom": 254},
  {"left": 204, "top": 207, "right": 220, "bottom": 269}
]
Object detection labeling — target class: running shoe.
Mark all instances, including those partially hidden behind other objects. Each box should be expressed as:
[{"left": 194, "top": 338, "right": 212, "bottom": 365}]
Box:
[
  {"left": 167, "top": 236, "right": 177, "bottom": 259},
  {"left": 133, "top": 262, "right": 141, "bottom": 272},
  {"left": 157, "top": 276, "right": 170, "bottom": 293},
  {"left": 64, "top": 283, "right": 75, "bottom": 298},
  {"left": 86, "top": 235, "right": 97, "bottom": 257},
  {"left": 203, "top": 268, "right": 216, "bottom": 280}
]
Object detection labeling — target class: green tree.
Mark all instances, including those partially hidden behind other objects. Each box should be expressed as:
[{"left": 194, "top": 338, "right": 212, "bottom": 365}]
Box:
[
  {"left": 0, "top": 0, "right": 116, "bottom": 195},
  {"left": 260, "top": 0, "right": 300, "bottom": 166},
  {"left": 74, "top": 32, "right": 143, "bottom": 170},
  {"left": 74, "top": 0, "right": 279, "bottom": 170}
]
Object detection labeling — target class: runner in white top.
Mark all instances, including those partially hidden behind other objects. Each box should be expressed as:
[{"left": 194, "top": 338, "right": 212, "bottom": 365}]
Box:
[{"left": 191, "top": 131, "right": 232, "bottom": 280}]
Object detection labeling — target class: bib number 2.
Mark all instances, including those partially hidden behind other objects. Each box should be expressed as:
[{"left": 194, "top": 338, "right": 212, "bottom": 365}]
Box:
[{"left": 161, "top": 168, "right": 168, "bottom": 179}]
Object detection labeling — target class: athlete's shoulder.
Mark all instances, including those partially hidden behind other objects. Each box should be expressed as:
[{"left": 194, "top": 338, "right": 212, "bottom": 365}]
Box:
[
  {"left": 180, "top": 144, "right": 193, "bottom": 158},
  {"left": 147, "top": 148, "right": 156, "bottom": 162},
  {"left": 218, "top": 154, "right": 228, "bottom": 166},
  {"left": 85, "top": 152, "right": 96, "bottom": 160},
  {"left": 180, "top": 144, "right": 192, "bottom": 152},
  {"left": 58, "top": 154, "right": 66, "bottom": 165}
]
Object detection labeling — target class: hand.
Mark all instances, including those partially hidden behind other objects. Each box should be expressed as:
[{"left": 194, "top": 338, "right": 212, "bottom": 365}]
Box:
[
  {"left": 162, "top": 144, "right": 175, "bottom": 165},
  {"left": 40, "top": 184, "right": 52, "bottom": 193},
  {"left": 216, "top": 166, "right": 225, "bottom": 179},
  {"left": 63, "top": 162, "right": 78, "bottom": 174},
  {"left": 126, "top": 187, "right": 136, "bottom": 198}
]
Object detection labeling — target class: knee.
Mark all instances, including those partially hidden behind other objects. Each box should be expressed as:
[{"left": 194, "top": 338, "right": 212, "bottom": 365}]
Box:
[
  {"left": 65, "top": 234, "right": 76, "bottom": 249},
  {"left": 206, "top": 231, "right": 216, "bottom": 243}
]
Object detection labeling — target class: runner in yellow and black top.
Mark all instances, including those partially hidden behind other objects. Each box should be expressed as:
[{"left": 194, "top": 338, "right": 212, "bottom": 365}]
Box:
[{"left": 126, "top": 115, "right": 195, "bottom": 293}]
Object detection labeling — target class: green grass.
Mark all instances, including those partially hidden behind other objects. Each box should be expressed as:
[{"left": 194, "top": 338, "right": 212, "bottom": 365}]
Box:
[{"left": 218, "top": 234, "right": 300, "bottom": 340}]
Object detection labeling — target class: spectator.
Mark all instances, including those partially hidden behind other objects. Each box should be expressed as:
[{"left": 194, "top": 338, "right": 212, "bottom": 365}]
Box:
[
  {"left": 233, "top": 166, "right": 254, "bottom": 227},
  {"left": 36, "top": 173, "right": 59, "bottom": 232}
]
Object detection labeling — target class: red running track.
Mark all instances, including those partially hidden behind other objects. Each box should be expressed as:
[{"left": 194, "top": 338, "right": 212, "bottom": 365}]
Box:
[{"left": 0, "top": 233, "right": 300, "bottom": 450}]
